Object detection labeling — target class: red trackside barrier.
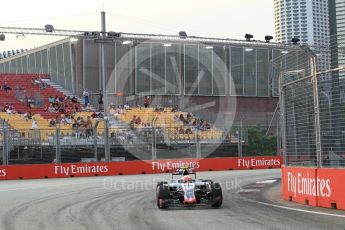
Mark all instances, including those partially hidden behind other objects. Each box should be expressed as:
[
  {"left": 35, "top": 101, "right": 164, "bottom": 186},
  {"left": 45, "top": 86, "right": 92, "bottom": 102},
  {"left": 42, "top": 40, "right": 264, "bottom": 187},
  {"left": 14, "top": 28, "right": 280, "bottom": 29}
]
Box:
[
  {"left": 0, "top": 156, "right": 282, "bottom": 181},
  {"left": 282, "top": 166, "right": 345, "bottom": 210}
]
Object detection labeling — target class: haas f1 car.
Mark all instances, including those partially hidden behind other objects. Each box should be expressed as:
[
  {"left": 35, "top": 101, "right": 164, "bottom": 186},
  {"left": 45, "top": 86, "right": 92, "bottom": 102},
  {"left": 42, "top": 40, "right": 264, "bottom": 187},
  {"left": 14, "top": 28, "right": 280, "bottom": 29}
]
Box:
[{"left": 156, "top": 168, "right": 223, "bottom": 209}]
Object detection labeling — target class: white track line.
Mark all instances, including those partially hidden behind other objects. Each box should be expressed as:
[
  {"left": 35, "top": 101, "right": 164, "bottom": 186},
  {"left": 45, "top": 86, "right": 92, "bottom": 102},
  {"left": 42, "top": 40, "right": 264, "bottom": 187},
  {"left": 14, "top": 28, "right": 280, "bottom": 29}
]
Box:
[
  {"left": 238, "top": 189, "right": 261, "bottom": 193},
  {"left": 256, "top": 179, "right": 277, "bottom": 184},
  {"left": 0, "top": 181, "right": 104, "bottom": 192},
  {"left": 254, "top": 200, "right": 345, "bottom": 219}
]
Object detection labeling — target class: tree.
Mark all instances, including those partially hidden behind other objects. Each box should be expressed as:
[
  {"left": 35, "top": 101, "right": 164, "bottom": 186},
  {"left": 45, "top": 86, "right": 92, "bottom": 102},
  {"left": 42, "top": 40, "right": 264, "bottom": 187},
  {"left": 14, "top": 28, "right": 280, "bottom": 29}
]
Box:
[{"left": 243, "top": 126, "right": 277, "bottom": 156}]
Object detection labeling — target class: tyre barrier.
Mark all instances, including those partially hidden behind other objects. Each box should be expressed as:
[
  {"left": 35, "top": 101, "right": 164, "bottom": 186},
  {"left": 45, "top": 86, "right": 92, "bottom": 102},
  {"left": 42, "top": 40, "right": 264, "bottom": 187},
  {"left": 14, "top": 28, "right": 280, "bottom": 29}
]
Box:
[
  {"left": 0, "top": 156, "right": 282, "bottom": 181},
  {"left": 282, "top": 166, "right": 345, "bottom": 211}
]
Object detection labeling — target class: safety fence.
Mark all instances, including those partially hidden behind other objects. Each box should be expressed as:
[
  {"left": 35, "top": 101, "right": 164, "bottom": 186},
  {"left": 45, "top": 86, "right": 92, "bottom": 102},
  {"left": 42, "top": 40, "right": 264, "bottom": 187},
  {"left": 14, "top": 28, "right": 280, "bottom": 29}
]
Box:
[
  {"left": 0, "top": 119, "right": 279, "bottom": 165},
  {"left": 273, "top": 38, "right": 345, "bottom": 168},
  {"left": 276, "top": 36, "right": 345, "bottom": 210}
]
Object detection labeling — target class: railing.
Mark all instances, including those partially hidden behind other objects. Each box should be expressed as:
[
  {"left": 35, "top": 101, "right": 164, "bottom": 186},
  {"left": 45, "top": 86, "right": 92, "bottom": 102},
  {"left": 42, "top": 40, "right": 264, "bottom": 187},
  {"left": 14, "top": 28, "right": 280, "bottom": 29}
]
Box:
[{"left": 1, "top": 118, "right": 276, "bottom": 165}]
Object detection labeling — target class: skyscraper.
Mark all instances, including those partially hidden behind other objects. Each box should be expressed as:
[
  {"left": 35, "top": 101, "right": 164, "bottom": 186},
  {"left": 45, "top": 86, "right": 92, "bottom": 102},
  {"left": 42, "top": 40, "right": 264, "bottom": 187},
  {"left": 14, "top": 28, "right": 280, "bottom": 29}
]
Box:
[
  {"left": 274, "top": 0, "right": 331, "bottom": 77},
  {"left": 329, "top": 0, "right": 345, "bottom": 71}
]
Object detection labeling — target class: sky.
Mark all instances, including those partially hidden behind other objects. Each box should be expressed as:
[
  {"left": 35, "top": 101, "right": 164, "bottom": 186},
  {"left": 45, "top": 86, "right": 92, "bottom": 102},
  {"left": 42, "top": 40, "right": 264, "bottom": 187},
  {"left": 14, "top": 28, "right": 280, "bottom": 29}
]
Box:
[{"left": 0, "top": 0, "right": 275, "bottom": 50}]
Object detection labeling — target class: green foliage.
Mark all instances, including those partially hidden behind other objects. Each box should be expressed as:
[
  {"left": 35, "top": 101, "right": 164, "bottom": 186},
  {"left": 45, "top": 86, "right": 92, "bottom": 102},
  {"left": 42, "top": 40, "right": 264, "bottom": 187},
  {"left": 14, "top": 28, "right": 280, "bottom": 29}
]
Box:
[{"left": 243, "top": 126, "right": 277, "bottom": 156}]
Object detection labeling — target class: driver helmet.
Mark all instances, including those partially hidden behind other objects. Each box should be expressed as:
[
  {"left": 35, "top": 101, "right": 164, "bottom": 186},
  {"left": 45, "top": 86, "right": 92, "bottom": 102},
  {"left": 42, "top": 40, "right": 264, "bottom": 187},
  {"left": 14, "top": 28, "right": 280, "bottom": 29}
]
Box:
[{"left": 182, "top": 175, "right": 193, "bottom": 183}]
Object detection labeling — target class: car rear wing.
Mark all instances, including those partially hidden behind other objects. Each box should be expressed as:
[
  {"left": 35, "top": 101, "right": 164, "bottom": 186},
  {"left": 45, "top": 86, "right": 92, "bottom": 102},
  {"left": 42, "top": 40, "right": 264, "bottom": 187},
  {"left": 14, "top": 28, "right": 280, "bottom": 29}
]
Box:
[{"left": 172, "top": 168, "right": 196, "bottom": 179}]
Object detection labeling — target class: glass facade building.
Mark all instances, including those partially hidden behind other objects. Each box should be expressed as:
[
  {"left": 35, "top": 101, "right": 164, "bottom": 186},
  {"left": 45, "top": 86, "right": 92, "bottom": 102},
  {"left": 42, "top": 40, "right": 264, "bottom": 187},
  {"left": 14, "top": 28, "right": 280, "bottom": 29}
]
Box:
[{"left": 0, "top": 35, "right": 299, "bottom": 99}]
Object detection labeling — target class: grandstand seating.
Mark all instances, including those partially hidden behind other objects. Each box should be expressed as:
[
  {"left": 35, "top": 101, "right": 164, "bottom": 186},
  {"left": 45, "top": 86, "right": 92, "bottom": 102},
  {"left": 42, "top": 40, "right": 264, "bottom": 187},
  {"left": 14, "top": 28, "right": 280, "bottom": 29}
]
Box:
[
  {"left": 0, "top": 73, "right": 78, "bottom": 119},
  {"left": 0, "top": 74, "right": 222, "bottom": 143},
  {"left": 0, "top": 74, "right": 109, "bottom": 141},
  {"left": 118, "top": 107, "right": 223, "bottom": 141},
  {"left": 0, "top": 112, "right": 107, "bottom": 141}
]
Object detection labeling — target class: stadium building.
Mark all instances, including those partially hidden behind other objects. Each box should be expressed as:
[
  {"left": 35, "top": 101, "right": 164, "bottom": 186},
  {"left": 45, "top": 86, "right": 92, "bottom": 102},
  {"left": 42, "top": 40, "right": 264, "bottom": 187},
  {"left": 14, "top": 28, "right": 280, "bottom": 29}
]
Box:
[{"left": 0, "top": 32, "right": 301, "bottom": 128}]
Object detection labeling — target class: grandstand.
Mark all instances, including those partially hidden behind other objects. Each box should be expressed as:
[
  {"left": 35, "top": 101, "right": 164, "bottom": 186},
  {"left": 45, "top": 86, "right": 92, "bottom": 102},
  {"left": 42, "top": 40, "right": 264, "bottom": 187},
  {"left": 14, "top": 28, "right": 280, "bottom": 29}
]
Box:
[
  {"left": 0, "top": 35, "right": 302, "bottom": 128},
  {"left": 0, "top": 72, "right": 241, "bottom": 163},
  {"left": 0, "top": 32, "right": 304, "bottom": 164}
]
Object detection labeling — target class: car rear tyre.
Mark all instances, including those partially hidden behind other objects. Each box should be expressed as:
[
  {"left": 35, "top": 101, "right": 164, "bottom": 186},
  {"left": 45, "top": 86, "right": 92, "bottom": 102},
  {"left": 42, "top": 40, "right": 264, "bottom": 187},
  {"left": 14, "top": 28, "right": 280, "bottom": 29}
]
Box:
[{"left": 211, "top": 182, "right": 223, "bottom": 208}]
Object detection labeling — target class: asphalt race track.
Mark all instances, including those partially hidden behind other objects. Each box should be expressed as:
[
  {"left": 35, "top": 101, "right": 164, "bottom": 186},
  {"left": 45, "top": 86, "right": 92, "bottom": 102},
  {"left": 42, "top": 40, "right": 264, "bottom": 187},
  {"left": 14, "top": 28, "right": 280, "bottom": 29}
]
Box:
[{"left": 0, "top": 169, "right": 344, "bottom": 230}]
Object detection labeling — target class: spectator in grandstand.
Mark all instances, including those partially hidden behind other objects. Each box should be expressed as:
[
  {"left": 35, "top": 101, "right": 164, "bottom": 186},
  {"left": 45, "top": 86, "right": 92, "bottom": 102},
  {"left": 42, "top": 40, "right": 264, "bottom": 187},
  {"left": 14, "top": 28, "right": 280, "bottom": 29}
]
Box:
[
  {"left": 3, "top": 103, "right": 9, "bottom": 112},
  {"left": 65, "top": 115, "right": 73, "bottom": 124},
  {"left": 91, "top": 111, "right": 101, "bottom": 119},
  {"left": 85, "top": 116, "right": 93, "bottom": 138},
  {"left": 171, "top": 105, "right": 179, "bottom": 112},
  {"left": 76, "top": 116, "right": 82, "bottom": 126},
  {"left": 58, "top": 95, "right": 64, "bottom": 103},
  {"left": 31, "top": 118, "right": 38, "bottom": 129},
  {"left": 31, "top": 77, "right": 40, "bottom": 86},
  {"left": 179, "top": 114, "right": 188, "bottom": 124},
  {"left": 3, "top": 82, "right": 11, "bottom": 92},
  {"left": 98, "top": 90, "right": 103, "bottom": 111},
  {"left": 205, "top": 122, "right": 211, "bottom": 130},
  {"left": 173, "top": 115, "right": 179, "bottom": 123},
  {"left": 144, "top": 96, "right": 150, "bottom": 108},
  {"left": 124, "top": 103, "right": 130, "bottom": 110},
  {"left": 6, "top": 107, "right": 14, "bottom": 114},
  {"left": 154, "top": 105, "right": 164, "bottom": 112},
  {"left": 113, "top": 107, "right": 124, "bottom": 119},
  {"left": 130, "top": 116, "right": 136, "bottom": 129},
  {"left": 72, "top": 119, "right": 78, "bottom": 129},
  {"left": 109, "top": 106, "right": 116, "bottom": 115},
  {"left": 71, "top": 96, "right": 78, "bottom": 103},
  {"left": 185, "top": 128, "right": 193, "bottom": 135},
  {"left": 39, "top": 80, "right": 47, "bottom": 89},
  {"left": 60, "top": 115, "right": 68, "bottom": 125},
  {"left": 23, "top": 111, "right": 33, "bottom": 120},
  {"left": 174, "top": 127, "right": 179, "bottom": 134},
  {"left": 83, "top": 89, "right": 89, "bottom": 107},
  {"left": 58, "top": 104, "right": 65, "bottom": 113},
  {"left": 48, "top": 96, "right": 55, "bottom": 104},
  {"left": 49, "top": 118, "right": 56, "bottom": 127},
  {"left": 135, "top": 116, "right": 142, "bottom": 125},
  {"left": 28, "top": 96, "right": 36, "bottom": 108},
  {"left": 78, "top": 118, "right": 87, "bottom": 136},
  {"left": 47, "top": 104, "right": 55, "bottom": 113}
]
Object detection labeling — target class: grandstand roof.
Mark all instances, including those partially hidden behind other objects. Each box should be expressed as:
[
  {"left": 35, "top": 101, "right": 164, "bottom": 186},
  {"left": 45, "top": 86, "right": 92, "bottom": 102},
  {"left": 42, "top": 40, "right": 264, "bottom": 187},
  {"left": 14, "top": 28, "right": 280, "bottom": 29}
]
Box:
[{"left": 0, "top": 26, "right": 300, "bottom": 53}]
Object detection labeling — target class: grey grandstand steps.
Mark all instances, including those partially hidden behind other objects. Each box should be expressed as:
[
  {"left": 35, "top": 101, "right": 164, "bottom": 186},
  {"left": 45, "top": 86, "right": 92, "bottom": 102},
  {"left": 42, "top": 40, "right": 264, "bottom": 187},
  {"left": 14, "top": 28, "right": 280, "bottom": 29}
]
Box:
[{"left": 41, "top": 79, "right": 83, "bottom": 104}]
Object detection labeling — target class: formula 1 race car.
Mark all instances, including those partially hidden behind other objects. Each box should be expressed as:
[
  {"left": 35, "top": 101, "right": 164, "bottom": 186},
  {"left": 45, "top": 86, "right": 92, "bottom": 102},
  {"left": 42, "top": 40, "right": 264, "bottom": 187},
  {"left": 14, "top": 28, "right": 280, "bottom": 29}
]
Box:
[{"left": 156, "top": 168, "right": 223, "bottom": 209}]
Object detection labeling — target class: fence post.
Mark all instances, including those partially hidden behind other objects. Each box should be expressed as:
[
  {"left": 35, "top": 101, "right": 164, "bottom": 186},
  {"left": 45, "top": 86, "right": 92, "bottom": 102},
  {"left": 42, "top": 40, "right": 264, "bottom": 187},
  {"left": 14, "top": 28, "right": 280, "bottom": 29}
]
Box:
[
  {"left": 152, "top": 127, "right": 157, "bottom": 160},
  {"left": 104, "top": 118, "right": 110, "bottom": 162},
  {"left": 238, "top": 121, "right": 243, "bottom": 157},
  {"left": 93, "top": 126, "right": 98, "bottom": 162},
  {"left": 2, "top": 124, "right": 8, "bottom": 166},
  {"left": 311, "top": 57, "right": 322, "bottom": 168},
  {"left": 195, "top": 125, "right": 201, "bottom": 159},
  {"left": 279, "top": 68, "right": 288, "bottom": 165},
  {"left": 55, "top": 128, "right": 61, "bottom": 163},
  {"left": 277, "top": 125, "right": 281, "bottom": 156}
]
